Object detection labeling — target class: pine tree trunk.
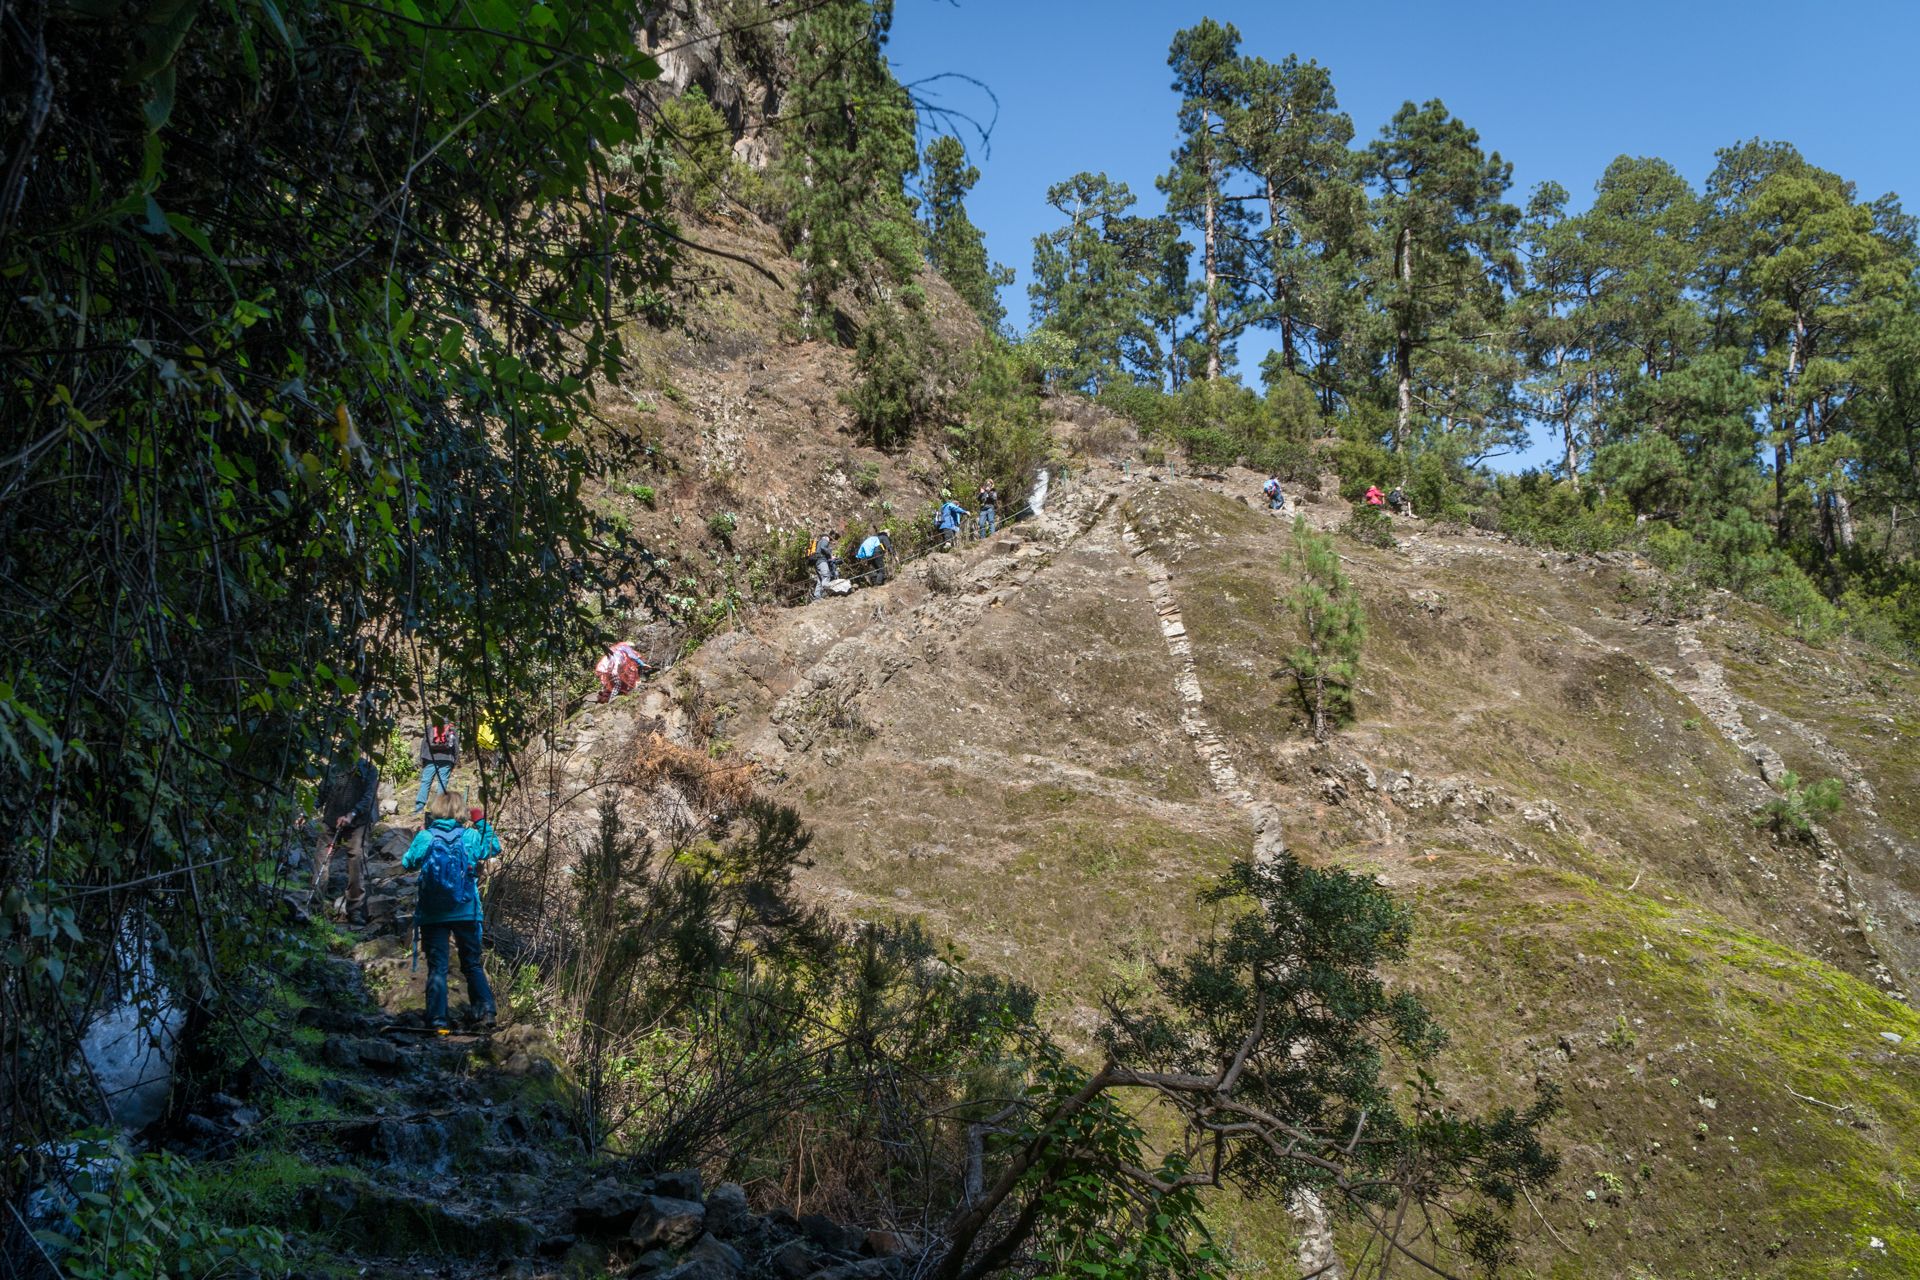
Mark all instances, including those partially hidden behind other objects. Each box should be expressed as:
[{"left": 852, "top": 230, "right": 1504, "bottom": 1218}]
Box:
[
  {"left": 1204, "top": 150, "right": 1220, "bottom": 380},
  {"left": 1833, "top": 488, "right": 1856, "bottom": 549},
  {"left": 1560, "top": 346, "right": 1579, "bottom": 489},
  {"left": 1394, "top": 227, "right": 1412, "bottom": 454},
  {"left": 1311, "top": 671, "right": 1327, "bottom": 742},
  {"left": 1266, "top": 174, "right": 1296, "bottom": 373},
  {"left": 1814, "top": 396, "right": 1857, "bottom": 550},
  {"left": 1776, "top": 316, "right": 1804, "bottom": 540}
]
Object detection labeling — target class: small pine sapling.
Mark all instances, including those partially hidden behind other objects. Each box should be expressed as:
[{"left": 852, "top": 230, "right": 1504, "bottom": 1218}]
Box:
[{"left": 1278, "top": 516, "right": 1367, "bottom": 741}]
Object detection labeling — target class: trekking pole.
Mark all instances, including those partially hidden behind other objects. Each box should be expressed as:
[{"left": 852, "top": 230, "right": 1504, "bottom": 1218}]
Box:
[{"left": 309, "top": 825, "right": 338, "bottom": 911}]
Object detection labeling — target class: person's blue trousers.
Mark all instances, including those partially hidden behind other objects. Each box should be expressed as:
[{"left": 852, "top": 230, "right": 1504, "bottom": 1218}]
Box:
[
  {"left": 414, "top": 762, "right": 452, "bottom": 811},
  {"left": 421, "top": 919, "right": 493, "bottom": 1025}
]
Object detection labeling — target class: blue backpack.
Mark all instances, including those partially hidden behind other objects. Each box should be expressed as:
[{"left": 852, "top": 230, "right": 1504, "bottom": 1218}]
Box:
[{"left": 418, "top": 825, "right": 473, "bottom": 916}]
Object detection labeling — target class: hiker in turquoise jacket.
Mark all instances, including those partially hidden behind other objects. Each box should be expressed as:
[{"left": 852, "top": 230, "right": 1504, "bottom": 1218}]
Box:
[{"left": 403, "top": 791, "right": 500, "bottom": 1030}]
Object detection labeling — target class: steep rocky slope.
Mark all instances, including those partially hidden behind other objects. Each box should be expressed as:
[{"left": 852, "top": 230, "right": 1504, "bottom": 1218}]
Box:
[{"left": 587, "top": 458, "right": 1920, "bottom": 1278}]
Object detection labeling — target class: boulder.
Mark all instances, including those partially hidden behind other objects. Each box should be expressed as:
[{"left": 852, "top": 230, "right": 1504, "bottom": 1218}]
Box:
[
  {"left": 321, "top": 1035, "right": 407, "bottom": 1072},
  {"left": 572, "top": 1179, "right": 651, "bottom": 1235},
  {"left": 647, "top": 1169, "right": 703, "bottom": 1202},
  {"left": 704, "top": 1182, "right": 752, "bottom": 1239},
  {"left": 769, "top": 1239, "right": 821, "bottom": 1280},
  {"left": 629, "top": 1195, "right": 706, "bottom": 1249},
  {"left": 623, "top": 1248, "right": 677, "bottom": 1278},
  {"left": 686, "top": 1234, "right": 744, "bottom": 1273},
  {"left": 798, "top": 1214, "right": 864, "bottom": 1255}
]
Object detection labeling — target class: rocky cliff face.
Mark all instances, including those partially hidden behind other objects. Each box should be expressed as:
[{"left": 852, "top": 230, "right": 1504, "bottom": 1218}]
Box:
[{"left": 640, "top": 1, "right": 789, "bottom": 169}]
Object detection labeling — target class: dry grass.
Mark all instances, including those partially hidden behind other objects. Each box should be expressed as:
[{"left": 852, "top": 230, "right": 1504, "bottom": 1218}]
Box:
[{"left": 631, "top": 731, "right": 756, "bottom": 816}]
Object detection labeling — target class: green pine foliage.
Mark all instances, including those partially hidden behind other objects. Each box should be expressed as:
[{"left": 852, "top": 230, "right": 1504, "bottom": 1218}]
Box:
[
  {"left": 1281, "top": 517, "right": 1367, "bottom": 740},
  {"left": 1029, "top": 173, "right": 1181, "bottom": 389},
  {"left": 1756, "top": 771, "right": 1847, "bottom": 842},
  {"left": 922, "top": 136, "right": 1014, "bottom": 330},
  {"left": 1159, "top": 19, "right": 1255, "bottom": 381},
  {"left": 778, "top": 0, "right": 922, "bottom": 331},
  {"left": 844, "top": 293, "right": 951, "bottom": 449},
  {"left": 1025, "top": 28, "right": 1920, "bottom": 656},
  {"left": 652, "top": 87, "right": 766, "bottom": 216}
]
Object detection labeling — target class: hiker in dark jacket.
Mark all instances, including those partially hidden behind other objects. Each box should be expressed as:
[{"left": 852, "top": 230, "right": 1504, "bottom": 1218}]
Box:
[
  {"left": 809, "top": 530, "right": 839, "bottom": 601},
  {"left": 413, "top": 715, "right": 459, "bottom": 813},
  {"left": 314, "top": 755, "right": 380, "bottom": 925},
  {"left": 976, "top": 481, "right": 999, "bottom": 539},
  {"left": 402, "top": 791, "right": 499, "bottom": 1031}
]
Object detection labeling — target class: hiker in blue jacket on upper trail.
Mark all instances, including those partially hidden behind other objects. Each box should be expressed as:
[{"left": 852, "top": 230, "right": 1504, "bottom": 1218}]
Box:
[
  {"left": 403, "top": 791, "right": 500, "bottom": 1031},
  {"left": 936, "top": 498, "right": 969, "bottom": 550}
]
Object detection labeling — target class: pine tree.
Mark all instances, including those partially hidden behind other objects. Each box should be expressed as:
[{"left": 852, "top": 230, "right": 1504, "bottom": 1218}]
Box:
[
  {"left": 1516, "top": 182, "right": 1592, "bottom": 484},
  {"left": 1705, "top": 141, "right": 1910, "bottom": 552},
  {"left": 779, "top": 0, "right": 920, "bottom": 331},
  {"left": 922, "top": 135, "right": 1013, "bottom": 331},
  {"left": 1226, "top": 54, "right": 1354, "bottom": 379},
  {"left": 1159, "top": 19, "right": 1252, "bottom": 381},
  {"left": 1281, "top": 516, "right": 1366, "bottom": 741},
  {"left": 1029, "top": 173, "right": 1165, "bottom": 389},
  {"left": 1360, "top": 101, "right": 1519, "bottom": 455}
]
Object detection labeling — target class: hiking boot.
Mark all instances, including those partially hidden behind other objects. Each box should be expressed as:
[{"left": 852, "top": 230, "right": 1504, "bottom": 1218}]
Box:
[{"left": 431, "top": 1021, "right": 450, "bottom": 1036}]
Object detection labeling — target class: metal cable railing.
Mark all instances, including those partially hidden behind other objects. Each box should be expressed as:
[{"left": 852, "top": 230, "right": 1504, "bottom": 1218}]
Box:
[{"left": 773, "top": 467, "right": 1088, "bottom": 605}]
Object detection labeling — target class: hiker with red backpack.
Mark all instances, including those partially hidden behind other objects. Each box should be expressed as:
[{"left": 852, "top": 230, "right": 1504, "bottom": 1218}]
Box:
[
  {"left": 402, "top": 791, "right": 499, "bottom": 1032},
  {"left": 413, "top": 714, "right": 459, "bottom": 814},
  {"left": 595, "top": 640, "right": 649, "bottom": 702}
]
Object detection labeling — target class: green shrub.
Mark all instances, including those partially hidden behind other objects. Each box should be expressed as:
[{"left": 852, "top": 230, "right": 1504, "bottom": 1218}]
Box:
[
  {"left": 46, "top": 1139, "right": 287, "bottom": 1280},
  {"left": 1328, "top": 434, "right": 1397, "bottom": 502},
  {"left": 845, "top": 298, "right": 950, "bottom": 449},
  {"left": 853, "top": 461, "right": 883, "bottom": 495},
  {"left": 950, "top": 339, "right": 1056, "bottom": 507},
  {"left": 1248, "top": 438, "right": 1318, "bottom": 488},
  {"left": 1096, "top": 381, "right": 1174, "bottom": 433},
  {"left": 1753, "top": 555, "right": 1841, "bottom": 641},
  {"left": 650, "top": 87, "right": 766, "bottom": 216},
  {"left": 622, "top": 481, "right": 658, "bottom": 508},
  {"left": 1405, "top": 447, "right": 1487, "bottom": 522},
  {"left": 1342, "top": 503, "right": 1397, "bottom": 549},
  {"left": 1178, "top": 425, "right": 1239, "bottom": 467},
  {"left": 1494, "top": 473, "right": 1634, "bottom": 553},
  {"left": 382, "top": 724, "right": 416, "bottom": 786},
  {"left": 756, "top": 527, "right": 818, "bottom": 600},
  {"left": 1755, "top": 770, "right": 1845, "bottom": 841},
  {"left": 707, "top": 511, "right": 738, "bottom": 542}
]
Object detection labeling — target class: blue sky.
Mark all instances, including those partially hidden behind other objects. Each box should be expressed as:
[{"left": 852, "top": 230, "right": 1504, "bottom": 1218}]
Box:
[{"left": 884, "top": 0, "right": 1920, "bottom": 469}]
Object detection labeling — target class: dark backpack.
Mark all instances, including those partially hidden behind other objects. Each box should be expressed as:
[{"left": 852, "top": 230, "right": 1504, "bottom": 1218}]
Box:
[
  {"left": 418, "top": 826, "right": 473, "bottom": 916},
  {"left": 430, "top": 723, "right": 454, "bottom": 751}
]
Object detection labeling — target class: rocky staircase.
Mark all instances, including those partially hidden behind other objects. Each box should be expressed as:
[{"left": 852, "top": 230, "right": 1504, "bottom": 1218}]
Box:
[{"left": 200, "top": 832, "right": 927, "bottom": 1280}]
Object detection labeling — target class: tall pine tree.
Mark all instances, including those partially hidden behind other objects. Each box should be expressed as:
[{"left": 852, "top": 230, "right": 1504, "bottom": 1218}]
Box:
[
  {"left": 1705, "top": 141, "right": 1911, "bottom": 552},
  {"left": 922, "top": 135, "right": 1013, "bottom": 331},
  {"left": 1159, "top": 19, "right": 1252, "bottom": 380},
  {"left": 779, "top": 0, "right": 920, "bottom": 332},
  {"left": 1226, "top": 54, "right": 1355, "bottom": 380},
  {"left": 1360, "top": 101, "right": 1519, "bottom": 455},
  {"left": 1029, "top": 173, "right": 1168, "bottom": 390}
]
